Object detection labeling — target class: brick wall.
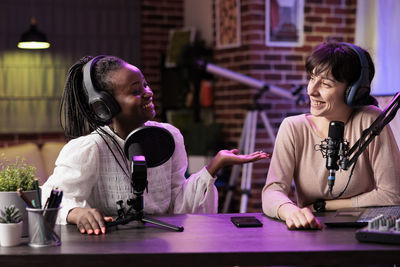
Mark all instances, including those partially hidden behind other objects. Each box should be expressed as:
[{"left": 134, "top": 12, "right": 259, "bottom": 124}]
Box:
[
  {"left": 141, "top": 0, "right": 184, "bottom": 117},
  {"left": 214, "top": 0, "right": 357, "bottom": 212}
]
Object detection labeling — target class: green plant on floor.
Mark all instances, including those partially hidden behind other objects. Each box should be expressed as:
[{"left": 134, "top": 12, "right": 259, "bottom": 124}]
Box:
[
  {"left": 0, "top": 205, "right": 22, "bottom": 223},
  {"left": 0, "top": 154, "right": 37, "bottom": 192}
]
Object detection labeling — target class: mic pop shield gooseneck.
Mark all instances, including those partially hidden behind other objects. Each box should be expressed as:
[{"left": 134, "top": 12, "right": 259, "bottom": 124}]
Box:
[{"left": 326, "top": 121, "right": 344, "bottom": 191}]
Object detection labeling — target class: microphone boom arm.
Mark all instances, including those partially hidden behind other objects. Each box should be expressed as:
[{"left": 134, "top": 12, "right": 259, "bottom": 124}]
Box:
[{"left": 341, "top": 91, "right": 400, "bottom": 170}]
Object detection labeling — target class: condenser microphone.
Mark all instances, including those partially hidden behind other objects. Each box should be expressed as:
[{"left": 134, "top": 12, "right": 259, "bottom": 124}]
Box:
[{"left": 326, "top": 121, "right": 344, "bottom": 192}]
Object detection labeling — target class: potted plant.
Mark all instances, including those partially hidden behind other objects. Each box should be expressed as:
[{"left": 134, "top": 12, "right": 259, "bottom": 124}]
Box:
[
  {"left": 0, "top": 204, "right": 23, "bottom": 246},
  {"left": 0, "top": 154, "right": 38, "bottom": 237}
]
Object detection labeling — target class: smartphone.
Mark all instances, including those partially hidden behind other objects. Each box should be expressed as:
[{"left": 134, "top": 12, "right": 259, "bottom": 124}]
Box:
[{"left": 231, "top": 216, "right": 263, "bottom": 228}]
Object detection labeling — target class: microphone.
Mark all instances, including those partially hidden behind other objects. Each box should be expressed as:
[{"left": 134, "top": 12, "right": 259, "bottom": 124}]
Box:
[
  {"left": 326, "top": 121, "right": 344, "bottom": 192},
  {"left": 129, "top": 143, "right": 147, "bottom": 194}
]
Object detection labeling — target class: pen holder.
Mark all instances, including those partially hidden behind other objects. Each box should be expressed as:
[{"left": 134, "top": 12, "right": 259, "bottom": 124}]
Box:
[{"left": 26, "top": 207, "right": 61, "bottom": 247}]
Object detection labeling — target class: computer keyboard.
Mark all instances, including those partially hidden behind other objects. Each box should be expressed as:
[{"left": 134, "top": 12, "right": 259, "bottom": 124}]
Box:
[{"left": 355, "top": 214, "right": 400, "bottom": 244}]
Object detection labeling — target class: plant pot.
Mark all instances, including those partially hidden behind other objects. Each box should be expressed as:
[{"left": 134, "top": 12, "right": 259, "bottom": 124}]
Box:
[
  {"left": 0, "top": 190, "right": 37, "bottom": 237},
  {"left": 0, "top": 221, "right": 22, "bottom": 247}
]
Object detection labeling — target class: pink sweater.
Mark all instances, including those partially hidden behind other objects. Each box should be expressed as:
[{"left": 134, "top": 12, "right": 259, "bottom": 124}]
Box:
[{"left": 262, "top": 105, "right": 400, "bottom": 219}]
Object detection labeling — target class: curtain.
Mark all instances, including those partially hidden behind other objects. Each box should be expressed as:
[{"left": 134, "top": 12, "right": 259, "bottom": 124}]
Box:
[
  {"left": 355, "top": 0, "right": 400, "bottom": 149},
  {"left": 355, "top": 0, "right": 400, "bottom": 96},
  {"left": 0, "top": 51, "right": 68, "bottom": 133}
]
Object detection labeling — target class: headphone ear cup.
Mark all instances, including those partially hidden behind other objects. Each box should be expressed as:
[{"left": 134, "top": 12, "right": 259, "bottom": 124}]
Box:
[
  {"left": 90, "top": 91, "right": 121, "bottom": 124},
  {"left": 345, "top": 81, "right": 371, "bottom": 106},
  {"left": 345, "top": 83, "right": 359, "bottom": 106},
  {"left": 345, "top": 85, "right": 352, "bottom": 105},
  {"left": 349, "top": 86, "right": 370, "bottom": 106}
]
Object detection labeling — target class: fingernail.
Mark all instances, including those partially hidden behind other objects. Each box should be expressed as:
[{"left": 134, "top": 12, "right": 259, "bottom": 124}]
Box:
[
  {"left": 80, "top": 229, "right": 85, "bottom": 234},
  {"left": 88, "top": 229, "right": 93, "bottom": 234},
  {"left": 94, "top": 229, "right": 100, "bottom": 235},
  {"left": 101, "top": 227, "right": 106, "bottom": 234}
]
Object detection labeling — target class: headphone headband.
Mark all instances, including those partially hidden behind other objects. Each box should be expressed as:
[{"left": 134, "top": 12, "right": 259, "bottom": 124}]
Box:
[{"left": 83, "top": 56, "right": 105, "bottom": 104}]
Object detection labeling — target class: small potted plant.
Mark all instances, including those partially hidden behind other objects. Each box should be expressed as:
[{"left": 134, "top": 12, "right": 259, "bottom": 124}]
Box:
[
  {"left": 0, "top": 204, "right": 23, "bottom": 246},
  {"left": 0, "top": 154, "right": 38, "bottom": 237}
]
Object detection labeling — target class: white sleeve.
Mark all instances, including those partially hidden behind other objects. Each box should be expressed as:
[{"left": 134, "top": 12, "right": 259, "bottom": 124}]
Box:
[
  {"left": 166, "top": 125, "right": 218, "bottom": 214},
  {"left": 41, "top": 137, "right": 100, "bottom": 224}
]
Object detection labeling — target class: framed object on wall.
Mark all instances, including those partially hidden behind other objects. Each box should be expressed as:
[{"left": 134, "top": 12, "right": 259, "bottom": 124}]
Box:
[
  {"left": 165, "top": 27, "right": 195, "bottom": 68},
  {"left": 216, "top": 0, "right": 241, "bottom": 49},
  {"left": 265, "top": 0, "right": 304, "bottom": 47}
]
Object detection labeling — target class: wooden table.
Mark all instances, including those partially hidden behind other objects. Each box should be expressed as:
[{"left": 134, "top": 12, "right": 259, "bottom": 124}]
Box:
[{"left": 0, "top": 213, "right": 399, "bottom": 266}]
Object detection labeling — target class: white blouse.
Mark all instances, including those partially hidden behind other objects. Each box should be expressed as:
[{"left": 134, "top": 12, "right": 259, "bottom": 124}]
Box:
[{"left": 42, "top": 121, "right": 218, "bottom": 224}]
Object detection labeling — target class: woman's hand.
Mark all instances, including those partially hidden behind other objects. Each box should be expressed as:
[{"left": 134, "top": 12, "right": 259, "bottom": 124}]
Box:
[
  {"left": 67, "top": 207, "right": 114, "bottom": 235},
  {"left": 206, "top": 149, "right": 269, "bottom": 177},
  {"left": 278, "top": 203, "right": 323, "bottom": 230}
]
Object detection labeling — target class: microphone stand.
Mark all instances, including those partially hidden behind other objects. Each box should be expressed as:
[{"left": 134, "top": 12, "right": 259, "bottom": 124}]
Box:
[
  {"left": 340, "top": 91, "right": 400, "bottom": 170},
  {"left": 106, "top": 155, "right": 184, "bottom": 232}
]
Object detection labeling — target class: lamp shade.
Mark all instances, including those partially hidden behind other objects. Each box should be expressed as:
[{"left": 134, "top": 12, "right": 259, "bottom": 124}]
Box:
[{"left": 17, "top": 18, "right": 50, "bottom": 49}]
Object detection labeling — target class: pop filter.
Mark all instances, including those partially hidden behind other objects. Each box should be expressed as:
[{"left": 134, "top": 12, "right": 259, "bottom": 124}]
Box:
[{"left": 124, "top": 126, "right": 175, "bottom": 168}]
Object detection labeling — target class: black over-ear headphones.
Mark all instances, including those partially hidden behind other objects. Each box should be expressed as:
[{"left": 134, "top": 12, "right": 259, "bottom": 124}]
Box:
[
  {"left": 341, "top": 42, "right": 371, "bottom": 107},
  {"left": 83, "top": 55, "right": 121, "bottom": 124}
]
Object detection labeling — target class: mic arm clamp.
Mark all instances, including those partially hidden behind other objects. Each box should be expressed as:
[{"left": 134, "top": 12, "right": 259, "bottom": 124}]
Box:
[{"left": 340, "top": 91, "right": 400, "bottom": 170}]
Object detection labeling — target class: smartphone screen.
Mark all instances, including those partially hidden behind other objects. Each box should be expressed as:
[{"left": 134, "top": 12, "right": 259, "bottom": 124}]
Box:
[{"left": 231, "top": 216, "right": 263, "bottom": 228}]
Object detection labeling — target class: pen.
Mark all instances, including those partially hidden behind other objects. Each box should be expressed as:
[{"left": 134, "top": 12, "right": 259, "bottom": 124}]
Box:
[
  {"left": 17, "top": 188, "right": 34, "bottom": 208},
  {"left": 46, "top": 188, "right": 63, "bottom": 209},
  {"left": 34, "top": 179, "right": 41, "bottom": 209},
  {"left": 47, "top": 189, "right": 57, "bottom": 209},
  {"left": 43, "top": 196, "right": 50, "bottom": 210},
  {"left": 54, "top": 190, "right": 63, "bottom": 208}
]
